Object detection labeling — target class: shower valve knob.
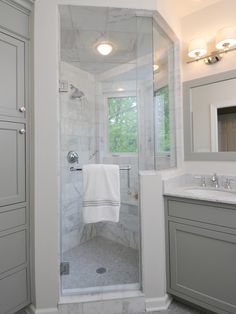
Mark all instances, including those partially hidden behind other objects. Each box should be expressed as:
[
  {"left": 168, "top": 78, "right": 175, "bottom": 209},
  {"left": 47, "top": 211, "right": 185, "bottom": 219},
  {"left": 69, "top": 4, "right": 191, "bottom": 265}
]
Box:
[
  {"left": 19, "top": 129, "right": 26, "bottom": 134},
  {"left": 19, "top": 106, "right": 26, "bottom": 113}
]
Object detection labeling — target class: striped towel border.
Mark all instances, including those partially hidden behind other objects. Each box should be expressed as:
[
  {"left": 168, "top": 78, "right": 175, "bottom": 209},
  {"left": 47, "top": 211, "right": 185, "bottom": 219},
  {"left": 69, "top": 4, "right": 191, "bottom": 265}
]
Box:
[{"left": 83, "top": 200, "right": 120, "bottom": 207}]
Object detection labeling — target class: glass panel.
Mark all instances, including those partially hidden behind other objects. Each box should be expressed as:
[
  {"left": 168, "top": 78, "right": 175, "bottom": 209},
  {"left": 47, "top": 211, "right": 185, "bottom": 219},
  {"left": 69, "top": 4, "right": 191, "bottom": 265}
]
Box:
[
  {"left": 59, "top": 6, "right": 147, "bottom": 295},
  {"left": 153, "top": 21, "right": 176, "bottom": 170}
]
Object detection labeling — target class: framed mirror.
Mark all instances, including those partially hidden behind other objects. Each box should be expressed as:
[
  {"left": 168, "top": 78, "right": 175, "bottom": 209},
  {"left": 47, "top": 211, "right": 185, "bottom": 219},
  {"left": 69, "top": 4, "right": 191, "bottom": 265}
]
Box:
[{"left": 183, "top": 69, "right": 236, "bottom": 161}]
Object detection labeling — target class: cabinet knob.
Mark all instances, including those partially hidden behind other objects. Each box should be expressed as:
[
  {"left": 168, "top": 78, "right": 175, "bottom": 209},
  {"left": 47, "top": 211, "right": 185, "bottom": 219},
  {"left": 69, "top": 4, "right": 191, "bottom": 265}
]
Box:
[
  {"left": 19, "top": 106, "right": 26, "bottom": 113},
  {"left": 19, "top": 129, "right": 26, "bottom": 134}
]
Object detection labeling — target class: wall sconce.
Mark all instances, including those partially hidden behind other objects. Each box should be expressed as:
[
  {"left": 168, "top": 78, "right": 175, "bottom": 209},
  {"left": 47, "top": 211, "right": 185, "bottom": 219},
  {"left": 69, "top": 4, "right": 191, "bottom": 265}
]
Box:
[{"left": 187, "top": 27, "right": 236, "bottom": 65}]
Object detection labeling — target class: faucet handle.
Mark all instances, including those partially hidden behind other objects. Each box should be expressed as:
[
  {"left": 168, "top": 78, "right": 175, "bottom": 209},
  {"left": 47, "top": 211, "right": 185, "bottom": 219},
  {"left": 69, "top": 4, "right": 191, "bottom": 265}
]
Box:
[
  {"left": 193, "top": 175, "right": 206, "bottom": 187},
  {"left": 224, "top": 178, "right": 234, "bottom": 190}
]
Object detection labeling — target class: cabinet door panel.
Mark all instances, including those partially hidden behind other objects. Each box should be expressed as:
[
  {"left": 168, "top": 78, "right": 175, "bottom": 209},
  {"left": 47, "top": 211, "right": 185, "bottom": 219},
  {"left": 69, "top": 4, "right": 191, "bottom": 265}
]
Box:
[
  {"left": 0, "top": 121, "right": 25, "bottom": 206},
  {"left": 0, "top": 32, "right": 25, "bottom": 118},
  {"left": 0, "top": 269, "right": 28, "bottom": 314},
  {"left": 0, "top": 230, "right": 26, "bottom": 275},
  {"left": 169, "top": 222, "right": 236, "bottom": 313}
]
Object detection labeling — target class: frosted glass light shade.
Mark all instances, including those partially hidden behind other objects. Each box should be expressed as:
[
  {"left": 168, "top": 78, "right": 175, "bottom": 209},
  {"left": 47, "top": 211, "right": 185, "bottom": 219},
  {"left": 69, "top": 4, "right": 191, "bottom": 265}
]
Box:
[
  {"left": 188, "top": 38, "right": 207, "bottom": 59},
  {"left": 216, "top": 27, "right": 236, "bottom": 50},
  {"left": 96, "top": 42, "right": 113, "bottom": 56}
]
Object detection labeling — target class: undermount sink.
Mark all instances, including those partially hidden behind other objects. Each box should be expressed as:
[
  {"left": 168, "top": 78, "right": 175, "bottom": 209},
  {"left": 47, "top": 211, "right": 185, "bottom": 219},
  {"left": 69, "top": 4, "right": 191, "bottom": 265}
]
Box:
[{"left": 184, "top": 187, "right": 236, "bottom": 198}]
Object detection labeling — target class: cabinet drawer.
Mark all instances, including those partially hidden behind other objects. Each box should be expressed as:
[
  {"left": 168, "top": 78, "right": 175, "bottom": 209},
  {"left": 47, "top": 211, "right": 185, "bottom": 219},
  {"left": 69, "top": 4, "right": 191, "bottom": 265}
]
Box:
[
  {"left": 0, "top": 269, "right": 28, "bottom": 314},
  {"left": 0, "top": 206, "right": 26, "bottom": 232},
  {"left": 168, "top": 199, "right": 236, "bottom": 229},
  {"left": 0, "top": 230, "right": 26, "bottom": 275}
]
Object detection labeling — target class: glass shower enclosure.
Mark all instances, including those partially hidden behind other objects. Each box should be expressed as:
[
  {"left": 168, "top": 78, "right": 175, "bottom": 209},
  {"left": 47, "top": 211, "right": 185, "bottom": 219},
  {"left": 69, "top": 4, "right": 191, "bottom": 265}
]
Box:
[{"left": 59, "top": 5, "right": 176, "bottom": 295}]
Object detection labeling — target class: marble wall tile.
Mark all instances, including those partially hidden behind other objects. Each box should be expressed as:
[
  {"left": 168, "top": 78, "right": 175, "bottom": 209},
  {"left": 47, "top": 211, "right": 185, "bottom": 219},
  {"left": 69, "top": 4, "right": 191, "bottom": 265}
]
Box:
[
  {"left": 60, "top": 61, "right": 97, "bottom": 253},
  {"left": 59, "top": 303, "right": 83, "bottom": 314},
  {"left": 58, "top": 296, "right": 145, "bottom": 314}
]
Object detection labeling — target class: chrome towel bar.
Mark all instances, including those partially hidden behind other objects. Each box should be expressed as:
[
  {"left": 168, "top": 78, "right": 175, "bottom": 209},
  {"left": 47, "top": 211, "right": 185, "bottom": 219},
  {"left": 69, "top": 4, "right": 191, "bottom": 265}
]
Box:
[{"left": 70, "top": 165, "right": 131, "bottom": 172}]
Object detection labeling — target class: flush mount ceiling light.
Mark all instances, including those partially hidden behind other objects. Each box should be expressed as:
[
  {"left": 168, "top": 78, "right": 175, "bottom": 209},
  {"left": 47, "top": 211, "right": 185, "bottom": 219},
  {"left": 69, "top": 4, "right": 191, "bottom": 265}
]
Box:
[
  {"left": 187, "top": 27, "right": 236, "bottom": 65},
  {"left": 96, "top": 42, "right": 113, "bottom": 56},
  {"left": 117, "top": 88, "right": 125, "bottom": 92}
]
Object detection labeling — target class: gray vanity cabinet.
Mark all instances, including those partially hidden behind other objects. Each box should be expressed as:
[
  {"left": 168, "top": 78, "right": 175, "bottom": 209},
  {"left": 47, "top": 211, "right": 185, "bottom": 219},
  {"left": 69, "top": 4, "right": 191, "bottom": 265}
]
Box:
[{"left": 165, "top": 197, "right": 236, "bottom": 314}]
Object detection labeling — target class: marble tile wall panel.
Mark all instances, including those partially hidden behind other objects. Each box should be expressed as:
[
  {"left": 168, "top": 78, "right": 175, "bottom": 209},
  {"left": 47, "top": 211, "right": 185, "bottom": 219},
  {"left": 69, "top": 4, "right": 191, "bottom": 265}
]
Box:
[
  {"left": 60, "top": 61, "right": 97, "bottom": 253},
  {"left": 58, "top": 296, "right": 145, "bottom": 314}
]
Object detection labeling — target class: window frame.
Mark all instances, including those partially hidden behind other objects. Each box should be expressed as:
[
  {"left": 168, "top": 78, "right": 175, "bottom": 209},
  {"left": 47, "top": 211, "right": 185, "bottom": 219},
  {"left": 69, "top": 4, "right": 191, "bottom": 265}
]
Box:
[{"left": 104, "top": 92, "right": 138, "bottom": 157}]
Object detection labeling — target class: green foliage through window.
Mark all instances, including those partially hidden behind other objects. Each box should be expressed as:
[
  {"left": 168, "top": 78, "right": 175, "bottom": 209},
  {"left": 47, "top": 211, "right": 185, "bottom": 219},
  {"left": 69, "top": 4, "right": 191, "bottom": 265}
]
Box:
[
  {"left": 108, "top": 96, "right": 137, "bottom": 153},
  {"left": 154, "top": 86, "right": 170, "bottom": 152}
]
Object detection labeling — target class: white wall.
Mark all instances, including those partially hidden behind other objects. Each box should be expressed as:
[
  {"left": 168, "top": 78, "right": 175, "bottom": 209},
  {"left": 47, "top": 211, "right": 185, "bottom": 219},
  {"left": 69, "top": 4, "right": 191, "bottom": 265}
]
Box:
[
  {"left": 156, "top": 1, "right": 181, "bottom": 39},
  {"left": 179, "top": 0, "right": 236, "bottom": 175},
  {"left": 33, "top": 0, "right": 163, "bottom": 313}
]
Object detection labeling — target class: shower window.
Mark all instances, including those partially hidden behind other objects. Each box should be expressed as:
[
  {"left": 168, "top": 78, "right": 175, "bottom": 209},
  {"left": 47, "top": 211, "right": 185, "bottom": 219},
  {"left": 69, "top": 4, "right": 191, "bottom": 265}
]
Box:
[{"left": 107, "top": 96, "right": 137, "bottom": 154}]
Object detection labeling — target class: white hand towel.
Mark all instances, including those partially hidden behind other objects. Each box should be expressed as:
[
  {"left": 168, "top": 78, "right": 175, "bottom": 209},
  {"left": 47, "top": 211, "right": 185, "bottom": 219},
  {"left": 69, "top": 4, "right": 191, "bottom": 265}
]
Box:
[{"left": 82, "top": 164, "right": 120, "bottom": 224}]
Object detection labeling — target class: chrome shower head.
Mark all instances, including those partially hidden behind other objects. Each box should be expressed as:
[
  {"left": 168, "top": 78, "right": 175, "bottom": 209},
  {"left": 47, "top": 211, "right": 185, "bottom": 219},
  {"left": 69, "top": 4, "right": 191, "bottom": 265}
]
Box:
[{"left": 70, "top": 84, "right": 85, "bottom": 99}]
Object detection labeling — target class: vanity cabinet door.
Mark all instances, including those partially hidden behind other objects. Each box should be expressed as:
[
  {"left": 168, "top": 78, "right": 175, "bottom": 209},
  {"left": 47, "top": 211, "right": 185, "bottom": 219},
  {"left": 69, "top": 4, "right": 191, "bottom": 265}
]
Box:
[
  {"left": 169, "top": 221, "right": 236, "bottom": 313},
  {"left": 0, "top": 32, "right": 25, "bottom": 119},
  {"left": 0, "top": 121, "right": 25, "bottom": 206}
]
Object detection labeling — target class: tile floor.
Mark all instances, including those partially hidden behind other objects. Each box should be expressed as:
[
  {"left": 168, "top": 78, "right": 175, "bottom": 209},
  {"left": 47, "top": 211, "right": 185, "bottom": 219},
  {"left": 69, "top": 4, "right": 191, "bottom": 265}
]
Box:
[
  {"left": 143, "top": 300, "right": 206, "bottom": 314},
  {"left": 62, "top": 236, "right": 139, "bottom": 290}
]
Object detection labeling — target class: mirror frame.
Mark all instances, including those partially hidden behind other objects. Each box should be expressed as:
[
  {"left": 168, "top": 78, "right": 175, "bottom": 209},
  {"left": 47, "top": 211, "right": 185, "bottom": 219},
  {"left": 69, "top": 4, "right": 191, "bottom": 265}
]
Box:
[{"left": 183, "top": 69, "right": 236, "bottom": 161}]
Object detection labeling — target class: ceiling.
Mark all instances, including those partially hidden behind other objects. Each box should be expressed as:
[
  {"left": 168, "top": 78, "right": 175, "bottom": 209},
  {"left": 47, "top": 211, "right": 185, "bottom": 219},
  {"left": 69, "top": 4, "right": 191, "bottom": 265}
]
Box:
[
  {"left": 59, "top": 5, "right": 170, "bottom": 82},
  {"left": 60, "top": 6, "right": 139, "bottom": 76}
]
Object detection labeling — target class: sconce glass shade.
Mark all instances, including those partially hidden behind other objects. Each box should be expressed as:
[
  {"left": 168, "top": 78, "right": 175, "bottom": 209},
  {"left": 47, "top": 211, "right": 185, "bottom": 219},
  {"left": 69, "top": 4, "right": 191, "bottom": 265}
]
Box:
[
  {"left": 216, "top": 27, "right": 236, "bottom": 50},
  {"left": 188, "top": 38, "right": 207, "bottom": 59}
]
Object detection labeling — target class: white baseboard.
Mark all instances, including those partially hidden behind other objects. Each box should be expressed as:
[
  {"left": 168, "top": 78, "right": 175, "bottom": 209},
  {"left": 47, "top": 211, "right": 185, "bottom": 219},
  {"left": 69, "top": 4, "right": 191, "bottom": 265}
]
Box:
[
  {"left": 145, "top": 294, "right": 172, "bottom": 312},
  {"left": 25, "top": 304, "right": 58, "bottom": 314}
]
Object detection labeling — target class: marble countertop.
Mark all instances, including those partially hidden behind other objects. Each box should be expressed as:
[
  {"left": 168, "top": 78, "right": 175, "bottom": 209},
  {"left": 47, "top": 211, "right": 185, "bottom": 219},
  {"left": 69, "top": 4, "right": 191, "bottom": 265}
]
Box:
[
  {"left": 163, "top": 174, "right": 236, "bottom": 205},
  {"left": 164, "top": 187, "right": 236, "bottom": 205}
]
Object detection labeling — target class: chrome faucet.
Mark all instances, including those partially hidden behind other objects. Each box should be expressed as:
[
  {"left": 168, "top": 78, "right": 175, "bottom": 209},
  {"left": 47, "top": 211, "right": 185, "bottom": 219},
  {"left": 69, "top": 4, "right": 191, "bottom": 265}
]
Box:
[{"left": 211, "top": 173, "right": 219, "bottom": 188}]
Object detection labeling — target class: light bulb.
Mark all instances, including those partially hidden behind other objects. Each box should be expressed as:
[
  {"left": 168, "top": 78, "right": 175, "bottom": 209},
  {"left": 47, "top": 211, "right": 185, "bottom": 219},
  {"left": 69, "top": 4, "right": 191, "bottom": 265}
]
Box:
[
  {"left": 96, "top": 42, "right": 113, "bottom": 56},
  {"left": 188, "top": 38, "right": 207, "bottom": 59},
  {"left": 216, "top": 27, "right": 236, "bottom": 51},
  {"left": 153, "top": 64, "right": 159, "bottom": 72}
]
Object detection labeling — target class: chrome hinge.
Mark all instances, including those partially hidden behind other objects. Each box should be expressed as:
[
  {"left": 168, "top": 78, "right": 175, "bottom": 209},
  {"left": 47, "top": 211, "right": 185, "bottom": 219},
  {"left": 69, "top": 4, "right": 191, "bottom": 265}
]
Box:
[{"left": 60, "top": 262, "right": 70, "bottom": 276}]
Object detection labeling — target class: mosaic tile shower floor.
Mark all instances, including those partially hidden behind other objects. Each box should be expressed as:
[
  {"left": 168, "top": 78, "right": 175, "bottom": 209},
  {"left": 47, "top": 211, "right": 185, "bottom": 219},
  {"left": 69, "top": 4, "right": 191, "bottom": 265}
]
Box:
[{"left": 62, "top": 236, "right": 139, "bottom": 290}]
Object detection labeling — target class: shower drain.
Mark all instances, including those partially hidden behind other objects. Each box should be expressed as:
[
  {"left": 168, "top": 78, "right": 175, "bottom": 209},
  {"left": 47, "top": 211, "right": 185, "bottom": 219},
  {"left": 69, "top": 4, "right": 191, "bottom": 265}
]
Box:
[{"left": 96, "top": 267, "right": 106, "bottom": 274}]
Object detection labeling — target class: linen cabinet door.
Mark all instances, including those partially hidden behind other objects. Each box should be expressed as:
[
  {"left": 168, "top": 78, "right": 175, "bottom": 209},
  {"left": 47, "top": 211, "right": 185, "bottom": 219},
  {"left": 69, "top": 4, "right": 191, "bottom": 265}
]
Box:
[
  {"left": 0, "top": 32, "right": 25, "bottom": 119},
  {"left": 169, "top": 221, "right": 236, "bottom": 313},
  {"left": 0, "top": 121, "right": 25, "bottom": 206}
]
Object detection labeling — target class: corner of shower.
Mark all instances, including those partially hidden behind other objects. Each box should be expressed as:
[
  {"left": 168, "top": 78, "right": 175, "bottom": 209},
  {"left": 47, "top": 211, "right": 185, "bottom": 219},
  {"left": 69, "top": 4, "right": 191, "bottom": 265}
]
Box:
[{"left": 58, "top": 4, "right": 176, "bottom": 300}]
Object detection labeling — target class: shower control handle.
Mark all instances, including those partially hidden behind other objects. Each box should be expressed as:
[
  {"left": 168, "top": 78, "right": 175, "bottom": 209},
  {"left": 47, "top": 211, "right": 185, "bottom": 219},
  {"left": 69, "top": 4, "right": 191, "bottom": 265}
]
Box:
[
  {"left": 19, "top": 129, "right": 26, "bottom": 134},
  {"left": 19, "top": 106, "right": 26, "bottom": 113},
  {"left": 67, "top": 151, "right": 79, "bottom": 164}
]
